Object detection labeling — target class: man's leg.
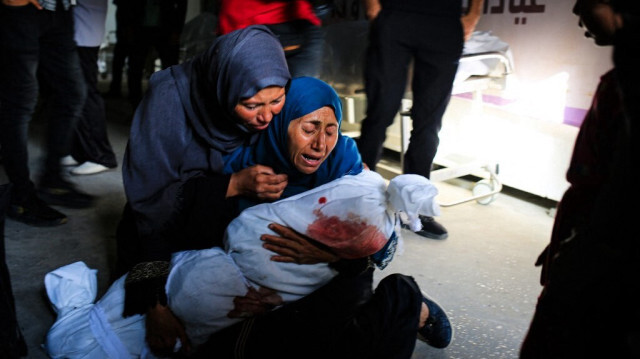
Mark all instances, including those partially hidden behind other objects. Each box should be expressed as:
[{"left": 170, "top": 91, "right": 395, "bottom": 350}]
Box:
[
  {"left": 35, "top": 8, "right": 94, "bottom": 209},
  {"left": 0, "top": 184, "right": 28, "bottom": 357},
  {"left": 357, "top": 10, "right": 412, "bottom": 171},
  {"left": 71, "top": 46, "right": 118, "bottom": 168},
  {"left": 0, "top": 5, "right": 42, "bottom": 199},
  {"left": 0, "top": 5, "right": 67, "bottom": 226},
  {"left": 127, "top": 28, "right": 151, "bottom": 107},
  {"left": 402, "top": 14, "right": 462, "bottom": 240},
  {"left": 107, "top": 5, "right": 128, "bottom": 96},
  {"left": 404, "top": 15, "right": 462, "bottom": 179}
]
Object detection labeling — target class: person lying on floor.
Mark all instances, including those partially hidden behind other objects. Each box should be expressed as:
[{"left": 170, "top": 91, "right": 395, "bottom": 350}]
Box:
[{"left": 44, "top": 77, "right": 450, "bottom": 359}]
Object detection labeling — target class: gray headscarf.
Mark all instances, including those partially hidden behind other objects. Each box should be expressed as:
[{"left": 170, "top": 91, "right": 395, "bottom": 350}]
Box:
[{"left": 171, "top": 25, "right": 291, "bottom": 152}]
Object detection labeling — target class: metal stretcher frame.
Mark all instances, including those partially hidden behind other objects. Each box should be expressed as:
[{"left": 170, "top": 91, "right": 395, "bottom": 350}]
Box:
[
  {"left": 353, "top": 50, "right": 513, "bottom": 207},
  {"left": 405, "top": 51, "right": 512, "bottom": 207}
]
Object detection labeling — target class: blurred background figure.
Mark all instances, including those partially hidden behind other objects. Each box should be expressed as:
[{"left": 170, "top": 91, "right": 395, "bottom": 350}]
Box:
[
  {"left": 520, "top": 0, "right": 640, "bottom": 358},
  {"left": 215, "top": 0, "right": 327, "bottom": 78},
  {"left": 104, "top": 0, "right": 136, "bottom": 99},
  {"left": 0, "top": 0, "right": 94, "bottom": 228},
  {"left": 126, "top": 0, "right": 188, "bottom": 106},
  {"left": 0, "top": 184, "right": 27, "bottom": 358},
  {"left": 62, "top": 0, "right": 118, "bottom": 176}
]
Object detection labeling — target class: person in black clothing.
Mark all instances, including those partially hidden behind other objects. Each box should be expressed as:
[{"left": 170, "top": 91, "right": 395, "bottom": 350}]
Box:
[
  {"left": 105, "top": 0, "right": 136, "bottom": 98},
  {"left": 0, "top": 0, "right": 94, "bottom": 228},
  {"left": 125, "top": 0, "right": 188, "bottom": 106},
  {"left": 356, "top": 0, "right": 483, "bottom": 240},
  {"left": 63, "top": 0, "right": 118, "bottom": 176},
  {"left": 520, "top": 1, "right": 640, "bottom": 357},
  {"left": 0, "top": 184, "right": 27, "bottom": 359}
]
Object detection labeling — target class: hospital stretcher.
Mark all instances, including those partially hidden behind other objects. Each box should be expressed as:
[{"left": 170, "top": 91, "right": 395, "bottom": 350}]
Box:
[
  {"left": 319, "top": 25, "right": 514, "bottom": 206},
  {"left": 338, "top": 49, "right": 513, "bottom": 207}
]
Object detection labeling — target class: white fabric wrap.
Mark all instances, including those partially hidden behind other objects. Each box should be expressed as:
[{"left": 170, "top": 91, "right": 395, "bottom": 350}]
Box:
[
  {"left": 42, "top": 172, "right": 441, "bottom": 356},
  {"left": 44, "top": 262, "right": 153, "bottom": 359},
  {"left": 387, "top": 174, "right": 441, "bottom": 232}
]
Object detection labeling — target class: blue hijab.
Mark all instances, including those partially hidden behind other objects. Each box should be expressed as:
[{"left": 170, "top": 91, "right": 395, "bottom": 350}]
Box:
[{"left": 223, "top": 77, "right": 364, "bottom": 207}]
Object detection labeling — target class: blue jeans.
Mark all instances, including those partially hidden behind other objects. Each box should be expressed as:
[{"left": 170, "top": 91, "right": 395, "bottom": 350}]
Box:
[
  {"left": 267, "top": 20, "right": 325, "bottom": 78},
  {"left": 0, "top": 3, "right": 85, "bottom": 200}
]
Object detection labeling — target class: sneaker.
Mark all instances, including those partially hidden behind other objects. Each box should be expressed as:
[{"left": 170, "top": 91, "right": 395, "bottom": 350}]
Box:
[
  {"left": 38, "top": 179, "right": 95, "bottom": 209},
  {"left": 417, "top": 292, "right": 453, "bottom": 349},
  {"left": 7, "top": 194, "right": 68, "bottom": 227},
  {"left": 70, "top": 161, "right": 111, "bottom": 175},
  {"left": 411, "top": 215, "right": 448, "bottom": 240},
  {"left": 60, "top": 155, "right": 79, "bottom": 167}
]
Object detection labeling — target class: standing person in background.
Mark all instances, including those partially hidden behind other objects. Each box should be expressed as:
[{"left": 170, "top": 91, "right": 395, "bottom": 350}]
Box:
[
  {"left": 216, "top": 0, "right": 326, "bottom": 78},
  {"left": 0, "top": 0, "right": 94, "bottom": 227},
  {"left": 356, "top": 0, "right": 483, "bottom": 240},
  {"left": 105, "top": 0, "right": 136, "bottom": 99},
  {"left": 62, "top": 0, "right": 119, "bottom": 176},
  {"left": 0, "top": 184, "right": 27, "bottom": 358},
  {"left": 520, "top": 0, "right": 639, "bottom": 357},
  {"left": 126, "top": 0, "right": 188, "bottom": 106}
]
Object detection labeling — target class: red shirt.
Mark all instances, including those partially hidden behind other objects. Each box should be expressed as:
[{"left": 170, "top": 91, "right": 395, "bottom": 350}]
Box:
[{"left": 217, "top": 0, "right": 321, "bottom": 35}]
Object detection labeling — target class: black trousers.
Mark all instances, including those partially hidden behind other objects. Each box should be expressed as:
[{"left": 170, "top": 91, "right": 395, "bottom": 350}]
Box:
[
  {"left": 0, "top": 4, "right": 86, "bottom": 199},
  {"left": 195, "top": 270, "right": 422, "bottom": 359},
  {"left": 127, "top": 27, "right": 181, "bottom": 106},
  {"left": 0, "top": 184, "right": 28, "bottom": 358},
  {"left": 70, "top": 46, "right": 118, "bottom": 168},
  {"left": 357, "top": 9, "right": 463, "bottom": 178}
]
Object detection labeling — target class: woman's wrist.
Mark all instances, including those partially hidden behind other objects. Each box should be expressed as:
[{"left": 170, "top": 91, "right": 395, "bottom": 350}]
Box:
[{"left": 226, "top": 173, "right": 239, "bottom": 198}]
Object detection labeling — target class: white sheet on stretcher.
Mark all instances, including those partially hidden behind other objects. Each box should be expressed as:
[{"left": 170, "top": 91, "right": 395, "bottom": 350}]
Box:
[{"left": 454, "top": 30, "right": 514, "bottom": 85}]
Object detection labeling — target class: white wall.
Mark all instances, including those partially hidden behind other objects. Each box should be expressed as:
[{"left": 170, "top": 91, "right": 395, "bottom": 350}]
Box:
[{"left": 476, "top": 0, "right": 612, "bottom": 112}]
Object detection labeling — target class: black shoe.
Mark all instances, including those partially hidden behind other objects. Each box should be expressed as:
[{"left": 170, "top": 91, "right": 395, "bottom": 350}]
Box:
[
  {"left": 418, "top": 292, "right": 453, "bottom": 349},
  {"left": 38, "top": 179, "right": 95, "bottom": 209},
  {"left": 7, "top": 194, "right": 68, "bottom": 227},
  {"left": 413, "top": 215, "right": 448, "bottom": 240}
]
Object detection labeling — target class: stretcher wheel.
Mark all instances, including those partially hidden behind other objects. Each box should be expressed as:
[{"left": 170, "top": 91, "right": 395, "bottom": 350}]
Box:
[{"left": 472, "top": 179, "right": 497, "bottom": 205}]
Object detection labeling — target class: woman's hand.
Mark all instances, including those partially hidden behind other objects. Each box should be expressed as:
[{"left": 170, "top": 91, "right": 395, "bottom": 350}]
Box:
[
  {"left": 227, "top": 286, "right": 284, "bottom": 318},
  {"left": 261, "top": 223, "right": 339, "bottom": 264},
  {"left": 227, "top": 164, "right": 288, "bottom": 200},
  {"left": 145, "top": 304, "right": 191, "bottom": 356}
]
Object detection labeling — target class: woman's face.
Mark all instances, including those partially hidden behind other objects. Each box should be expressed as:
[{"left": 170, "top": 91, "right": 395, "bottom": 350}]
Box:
[
  {"left": 234, "top": 86, "right": 286, "bottom": 132},
  {"left": 287, "top": 106, "right": 339, "bottom": 174}
]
